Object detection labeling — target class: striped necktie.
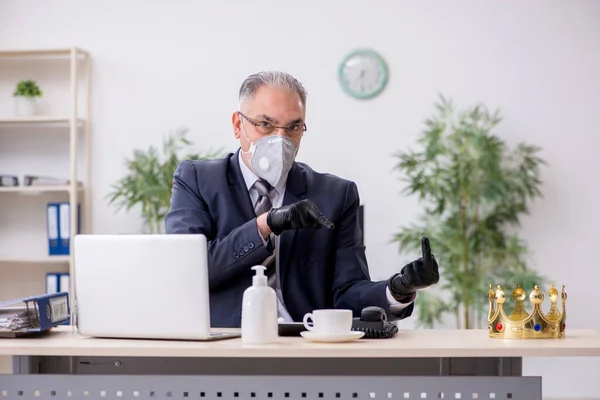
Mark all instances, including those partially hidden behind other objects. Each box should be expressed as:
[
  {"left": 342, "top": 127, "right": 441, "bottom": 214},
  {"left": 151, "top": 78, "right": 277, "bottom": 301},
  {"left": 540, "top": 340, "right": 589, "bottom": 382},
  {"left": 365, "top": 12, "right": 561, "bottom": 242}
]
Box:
[
  {"left": 253, "top": 179, "right": 277, "bottom": 288},
  {"left": 254, "top": 179, "right": 273, "bottom": 216}
]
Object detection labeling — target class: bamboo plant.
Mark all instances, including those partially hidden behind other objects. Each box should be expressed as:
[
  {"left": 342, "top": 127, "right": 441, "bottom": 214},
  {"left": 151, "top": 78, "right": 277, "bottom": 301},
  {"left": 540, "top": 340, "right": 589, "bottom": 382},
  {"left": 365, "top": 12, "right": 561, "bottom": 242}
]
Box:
[
  {"left": 392, "top": 95, "right": 547, "bottom": 329},
  {"left": 107, "top": 128, "right": 224, "bottom": 233}
]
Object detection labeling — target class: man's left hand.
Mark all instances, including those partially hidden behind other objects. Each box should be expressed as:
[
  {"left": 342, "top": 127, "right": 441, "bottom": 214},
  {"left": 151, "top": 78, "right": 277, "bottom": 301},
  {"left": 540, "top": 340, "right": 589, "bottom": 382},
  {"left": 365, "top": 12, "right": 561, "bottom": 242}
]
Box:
[
  {"left": 388, "top": 237, "right": 439, "bottom": 300},
  {"left": 267, "top": 199, "right": 334, "bottom": 236}
]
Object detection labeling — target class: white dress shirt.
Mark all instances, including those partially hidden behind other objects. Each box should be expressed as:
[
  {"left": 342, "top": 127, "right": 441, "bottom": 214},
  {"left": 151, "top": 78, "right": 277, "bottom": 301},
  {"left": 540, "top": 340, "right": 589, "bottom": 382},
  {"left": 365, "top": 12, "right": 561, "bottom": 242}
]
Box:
[{"left": 237, "top": 151, "right": 414, "bottom": 321}]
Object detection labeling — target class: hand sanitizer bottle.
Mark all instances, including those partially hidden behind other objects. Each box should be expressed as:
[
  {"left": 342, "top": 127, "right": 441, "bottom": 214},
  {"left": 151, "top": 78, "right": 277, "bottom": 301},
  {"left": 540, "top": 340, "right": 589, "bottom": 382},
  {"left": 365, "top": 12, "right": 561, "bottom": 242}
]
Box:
[{"left": 241, "top": 265, "right": 278, "bottom": 344}]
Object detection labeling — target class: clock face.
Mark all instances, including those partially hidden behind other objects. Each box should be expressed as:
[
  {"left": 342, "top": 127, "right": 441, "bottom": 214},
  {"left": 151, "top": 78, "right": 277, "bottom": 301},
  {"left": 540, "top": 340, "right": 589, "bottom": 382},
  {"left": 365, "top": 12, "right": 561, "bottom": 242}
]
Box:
[{"left": 338, "top": 49, "right": 388, "bottom": 99}]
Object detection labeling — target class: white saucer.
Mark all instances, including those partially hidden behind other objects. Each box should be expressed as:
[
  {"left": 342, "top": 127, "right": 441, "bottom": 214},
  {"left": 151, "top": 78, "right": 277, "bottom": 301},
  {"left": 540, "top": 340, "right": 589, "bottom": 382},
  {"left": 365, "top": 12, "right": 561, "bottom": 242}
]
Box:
[{"left": 300, "top": 330, "right": 365, "bottom": 343}]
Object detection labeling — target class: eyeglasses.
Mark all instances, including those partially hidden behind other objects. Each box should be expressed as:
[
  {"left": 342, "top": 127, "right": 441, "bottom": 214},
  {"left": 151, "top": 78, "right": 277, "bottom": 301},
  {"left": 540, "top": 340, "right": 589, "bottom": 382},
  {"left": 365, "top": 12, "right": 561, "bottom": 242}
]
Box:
[{"left": 238, "top": 111, "right": 307, "bottom": 137}]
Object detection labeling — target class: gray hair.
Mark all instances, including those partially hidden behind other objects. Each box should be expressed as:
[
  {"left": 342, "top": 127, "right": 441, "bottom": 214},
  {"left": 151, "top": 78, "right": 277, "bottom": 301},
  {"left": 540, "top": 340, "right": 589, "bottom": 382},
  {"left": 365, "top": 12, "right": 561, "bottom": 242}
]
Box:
[{"left": 238, "top": 71, "right": 307, "bottom": 109}]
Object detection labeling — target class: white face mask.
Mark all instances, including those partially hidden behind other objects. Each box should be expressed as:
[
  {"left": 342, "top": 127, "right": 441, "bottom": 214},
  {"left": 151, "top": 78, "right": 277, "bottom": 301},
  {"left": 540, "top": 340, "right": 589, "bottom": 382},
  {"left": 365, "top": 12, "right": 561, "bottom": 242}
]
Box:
[{"left": 240, "top": 120, "right": 297, "bottom": 187}]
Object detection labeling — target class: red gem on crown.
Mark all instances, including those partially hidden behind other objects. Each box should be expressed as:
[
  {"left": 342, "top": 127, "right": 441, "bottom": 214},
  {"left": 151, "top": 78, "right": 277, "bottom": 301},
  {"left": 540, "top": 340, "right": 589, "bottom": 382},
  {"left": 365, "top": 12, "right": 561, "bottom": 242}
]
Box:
[{"left": 496, "top": 323, "right": 503, "bottom": 331}]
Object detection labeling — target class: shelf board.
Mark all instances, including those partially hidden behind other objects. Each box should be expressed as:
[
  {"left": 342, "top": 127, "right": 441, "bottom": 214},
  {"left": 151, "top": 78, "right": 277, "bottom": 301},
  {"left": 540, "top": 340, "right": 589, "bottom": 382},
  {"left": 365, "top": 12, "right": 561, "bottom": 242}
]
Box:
[
  {"left": 0, "top": 116, "right": 85, "bottom": 125},
  {"left": 0, "top": 255, "right": 69, "bottom": 264},
  {"left": 0, "top": 186, "right": 81, "bottom": 194},
  {"left": 0, "top": 48, "right": 89, "bottom": 58}
]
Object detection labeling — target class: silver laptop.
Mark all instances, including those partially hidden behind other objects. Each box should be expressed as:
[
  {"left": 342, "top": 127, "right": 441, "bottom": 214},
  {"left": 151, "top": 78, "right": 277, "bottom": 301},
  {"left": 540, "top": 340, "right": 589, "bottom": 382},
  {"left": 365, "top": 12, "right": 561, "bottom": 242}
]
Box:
[{"left": 73, "top": 234, "right": 239, "bottom": 341}]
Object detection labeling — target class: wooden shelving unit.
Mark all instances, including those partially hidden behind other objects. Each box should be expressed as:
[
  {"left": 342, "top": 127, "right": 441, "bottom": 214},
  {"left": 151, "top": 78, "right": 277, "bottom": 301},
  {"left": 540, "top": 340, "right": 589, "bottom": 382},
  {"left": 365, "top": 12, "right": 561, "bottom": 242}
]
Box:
[
  {"left": 0, "top": 49, "right": 86, "bottom": 58},
  {"left": 0, "top": 255, "right": 70, "bottom": 264},
  {"left": 0, "top": 185, "right": 81, "bottom": 193},
  {"left": 0, "top": 116, "right": 85, "bottom": 124},
  {"left": 0, "top": 48, "right": 91, "bottom": 309}
]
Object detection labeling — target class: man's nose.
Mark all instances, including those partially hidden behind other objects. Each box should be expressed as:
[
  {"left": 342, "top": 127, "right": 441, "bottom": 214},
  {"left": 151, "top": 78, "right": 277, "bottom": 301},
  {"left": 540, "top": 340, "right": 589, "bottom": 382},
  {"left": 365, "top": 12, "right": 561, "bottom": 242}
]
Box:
[{"left": 273, "top": 127, "right": 286, "bottom": 136}]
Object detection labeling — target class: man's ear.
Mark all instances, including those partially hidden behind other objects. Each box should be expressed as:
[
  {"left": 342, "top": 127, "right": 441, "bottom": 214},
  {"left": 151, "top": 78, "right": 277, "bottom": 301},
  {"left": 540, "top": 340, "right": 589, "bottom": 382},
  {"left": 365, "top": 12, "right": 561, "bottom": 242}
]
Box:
[{"left": 232, "top": 111, "right": 241, "bottom": 139}]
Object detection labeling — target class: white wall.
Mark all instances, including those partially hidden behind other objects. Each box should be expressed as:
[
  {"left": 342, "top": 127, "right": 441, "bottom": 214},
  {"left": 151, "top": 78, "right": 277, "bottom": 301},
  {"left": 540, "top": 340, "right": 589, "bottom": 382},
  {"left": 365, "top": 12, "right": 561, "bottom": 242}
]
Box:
[{"left": 1, "top": 0, "right": 599, "bottom": 396}]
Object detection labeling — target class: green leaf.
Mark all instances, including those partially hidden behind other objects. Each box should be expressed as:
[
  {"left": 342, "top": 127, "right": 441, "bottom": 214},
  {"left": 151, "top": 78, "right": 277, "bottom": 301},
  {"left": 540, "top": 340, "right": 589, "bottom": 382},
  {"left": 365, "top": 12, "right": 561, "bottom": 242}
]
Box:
[
  {"left": 413, "top": 291, "right": 453, "bottom": 329},
  {"left": 106, "top": 127, "right": 228, "bottom": 233},
  {"left": 13, "top": 79, "right": 43, "bottom": 97},
  {"left": 392, "top": 96, "right": 548, "bottom": 329}
]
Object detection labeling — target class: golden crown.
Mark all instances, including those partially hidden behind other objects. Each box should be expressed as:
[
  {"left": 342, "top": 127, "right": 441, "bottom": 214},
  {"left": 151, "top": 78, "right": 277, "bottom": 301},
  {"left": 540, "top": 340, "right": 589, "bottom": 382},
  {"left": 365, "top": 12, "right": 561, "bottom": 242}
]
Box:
[{"left": 488, "top": 283, "right": 567, "bottom": 339}]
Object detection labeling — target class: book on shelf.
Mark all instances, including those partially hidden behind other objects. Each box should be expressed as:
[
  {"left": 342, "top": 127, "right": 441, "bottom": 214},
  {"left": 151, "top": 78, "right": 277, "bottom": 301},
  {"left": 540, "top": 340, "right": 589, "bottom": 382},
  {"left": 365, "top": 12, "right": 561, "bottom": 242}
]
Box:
[
  {"left": 47, "top": 202, "right": 80, "bottom": 256},
  {"left": 0, "top": 175, "right": 19, "bottom": 186},
  {"left": 0, "top": 174, "right": 82, "bottom": 188},
  {"left": 46, "top": 272, "right": 70, "bottom": 294},
  {"left": 24, "top": 175, "right": 79, "bottom": 186}
]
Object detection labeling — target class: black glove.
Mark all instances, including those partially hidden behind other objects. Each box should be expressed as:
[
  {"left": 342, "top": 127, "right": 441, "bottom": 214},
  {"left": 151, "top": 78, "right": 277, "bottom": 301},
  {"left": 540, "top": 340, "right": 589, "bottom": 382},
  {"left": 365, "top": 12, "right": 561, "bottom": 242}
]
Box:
[
  {"left": 388, "top": 237, "right": 439, "bottom": 299},
  {"left": 267, "top": 199, "right": 334, "bottom": 235}
]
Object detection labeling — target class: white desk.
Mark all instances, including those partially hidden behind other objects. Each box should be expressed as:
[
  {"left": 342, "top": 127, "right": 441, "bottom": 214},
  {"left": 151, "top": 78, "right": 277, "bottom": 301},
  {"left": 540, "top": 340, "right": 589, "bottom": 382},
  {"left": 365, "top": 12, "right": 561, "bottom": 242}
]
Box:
[{"left": 1, "top": 327, "right": 600, "bottom": 399}]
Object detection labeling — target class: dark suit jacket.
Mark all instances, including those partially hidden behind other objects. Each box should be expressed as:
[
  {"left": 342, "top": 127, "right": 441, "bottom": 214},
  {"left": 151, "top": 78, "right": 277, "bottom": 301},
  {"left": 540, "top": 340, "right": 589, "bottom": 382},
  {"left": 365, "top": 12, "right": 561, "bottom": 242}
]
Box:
[{"left": 164, "top": 150, "right": 414, "bottom": 328}]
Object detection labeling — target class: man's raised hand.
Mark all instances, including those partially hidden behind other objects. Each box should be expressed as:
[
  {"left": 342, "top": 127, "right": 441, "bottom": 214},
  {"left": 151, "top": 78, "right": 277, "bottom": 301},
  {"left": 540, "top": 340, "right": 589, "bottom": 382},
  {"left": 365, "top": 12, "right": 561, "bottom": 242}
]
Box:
[{"left": 387, "top": 236, "right": 440, "bottom": 300}]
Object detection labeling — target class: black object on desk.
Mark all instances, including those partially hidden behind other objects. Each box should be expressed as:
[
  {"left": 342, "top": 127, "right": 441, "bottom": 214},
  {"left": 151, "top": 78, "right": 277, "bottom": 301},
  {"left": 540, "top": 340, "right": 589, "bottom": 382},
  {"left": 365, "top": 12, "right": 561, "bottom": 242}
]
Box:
[
  {"left": 277, "top": 306, "right": 398, "bottom": 339},
  {"left": 278, "top": 322, "right": 305, "bottom": 337},
  {"left": 351, "top": 306, "right": 398, "bottom": 339}
]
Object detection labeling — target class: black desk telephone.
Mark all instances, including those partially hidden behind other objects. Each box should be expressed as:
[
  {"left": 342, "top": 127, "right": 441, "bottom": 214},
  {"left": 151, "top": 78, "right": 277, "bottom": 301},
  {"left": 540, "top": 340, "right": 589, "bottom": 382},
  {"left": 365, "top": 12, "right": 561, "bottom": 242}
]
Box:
[
  {"left": 351, "top": 306, "right": 398, "bottom": 339},
  {"left": 278, "top": 306, "right": 398, "bottom": 339}
]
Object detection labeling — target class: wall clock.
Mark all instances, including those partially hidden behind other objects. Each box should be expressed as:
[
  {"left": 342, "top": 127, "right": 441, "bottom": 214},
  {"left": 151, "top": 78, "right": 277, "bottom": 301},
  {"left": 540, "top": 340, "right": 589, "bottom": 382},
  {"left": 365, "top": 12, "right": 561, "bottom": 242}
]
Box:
[{"left": 338, "top": 49, "right": 388, "bottom": 99}]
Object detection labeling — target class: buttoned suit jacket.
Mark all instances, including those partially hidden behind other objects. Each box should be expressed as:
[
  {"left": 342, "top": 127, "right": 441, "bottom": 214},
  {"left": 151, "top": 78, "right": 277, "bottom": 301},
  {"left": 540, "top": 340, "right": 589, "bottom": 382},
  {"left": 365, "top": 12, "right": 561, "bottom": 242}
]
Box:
[{"left": 164, "top": 149, "right": 414, "bottom": 328}]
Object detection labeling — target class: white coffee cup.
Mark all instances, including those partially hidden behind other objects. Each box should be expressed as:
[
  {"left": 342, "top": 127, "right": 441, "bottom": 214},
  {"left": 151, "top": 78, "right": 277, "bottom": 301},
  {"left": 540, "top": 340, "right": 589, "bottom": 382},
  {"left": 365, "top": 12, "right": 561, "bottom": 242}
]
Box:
[{"left": 302, "top": 309, "right": 352, "bottom": 335}]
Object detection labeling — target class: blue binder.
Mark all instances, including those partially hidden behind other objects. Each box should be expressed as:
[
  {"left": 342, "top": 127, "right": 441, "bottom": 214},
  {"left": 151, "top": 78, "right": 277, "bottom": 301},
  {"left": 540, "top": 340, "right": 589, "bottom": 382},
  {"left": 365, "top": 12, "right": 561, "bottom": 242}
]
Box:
[
  {"left": 59, "top": 273, "right": 70, "bottom": 293},
  {"left": 47, "top": 202, "right": 81, "bottom": 256},
  {"left": 0, "top": 292, "right": 70, "bottom": 337},
  {"left": 46, "top": 273, "right": 59, "bottom": 293},
  {"left": 46, "top": 203, "right": 61, "bottom": 255},
  {"left": 46, "top": 273, "right": 70, "bottom": 294}
]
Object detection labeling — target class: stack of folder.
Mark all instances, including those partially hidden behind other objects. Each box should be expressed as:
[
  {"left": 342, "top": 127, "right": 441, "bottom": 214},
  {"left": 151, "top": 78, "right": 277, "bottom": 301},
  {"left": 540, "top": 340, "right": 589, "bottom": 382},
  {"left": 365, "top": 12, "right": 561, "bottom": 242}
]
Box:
[
  {"left": 0, "top": 174, "right": 80, "bottom": 187},
  {"left": 0, "top": 292, "right": 70, "bottom": 338}
]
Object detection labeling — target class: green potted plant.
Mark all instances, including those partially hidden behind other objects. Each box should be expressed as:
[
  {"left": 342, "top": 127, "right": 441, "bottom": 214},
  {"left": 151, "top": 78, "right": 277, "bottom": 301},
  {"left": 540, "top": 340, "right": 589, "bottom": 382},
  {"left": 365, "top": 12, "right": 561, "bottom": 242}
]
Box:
[
  {"left": 107, "top": 127, "right": 225, "bottom": 233},
  {"left": 392, "top": 95, "right": 547, "bottom": 329},
  {"left": 13, "top": 79, "right": 43, "bottom": 116}
]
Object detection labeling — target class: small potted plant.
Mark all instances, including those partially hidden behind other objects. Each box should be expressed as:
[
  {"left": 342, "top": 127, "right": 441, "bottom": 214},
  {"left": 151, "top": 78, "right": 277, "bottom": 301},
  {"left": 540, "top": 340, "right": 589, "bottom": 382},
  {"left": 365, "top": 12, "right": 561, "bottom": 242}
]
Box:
[{"left": 13, "top": 79, "right": 43, "bottom": 116}]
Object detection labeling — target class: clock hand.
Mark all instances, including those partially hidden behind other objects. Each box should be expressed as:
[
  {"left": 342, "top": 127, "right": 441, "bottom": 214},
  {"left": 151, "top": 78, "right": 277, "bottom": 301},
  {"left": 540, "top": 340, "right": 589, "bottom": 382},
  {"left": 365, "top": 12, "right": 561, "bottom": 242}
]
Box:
[{"left": 360, "top": 70, "right": 366, "bottom": 92}]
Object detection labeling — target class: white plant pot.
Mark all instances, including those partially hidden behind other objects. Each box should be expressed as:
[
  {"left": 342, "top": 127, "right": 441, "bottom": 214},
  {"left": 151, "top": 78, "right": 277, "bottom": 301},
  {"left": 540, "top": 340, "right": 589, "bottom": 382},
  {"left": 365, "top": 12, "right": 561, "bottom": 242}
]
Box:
[{"left": 14, "top": 96, "right": 40, "bottom": 116}]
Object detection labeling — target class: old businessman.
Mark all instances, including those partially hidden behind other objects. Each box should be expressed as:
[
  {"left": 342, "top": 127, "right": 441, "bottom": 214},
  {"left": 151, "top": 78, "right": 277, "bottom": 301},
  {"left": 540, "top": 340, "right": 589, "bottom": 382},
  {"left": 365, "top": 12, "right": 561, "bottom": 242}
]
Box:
[{"left": 165, "top": 71, "right": 439, "bottom": 327}]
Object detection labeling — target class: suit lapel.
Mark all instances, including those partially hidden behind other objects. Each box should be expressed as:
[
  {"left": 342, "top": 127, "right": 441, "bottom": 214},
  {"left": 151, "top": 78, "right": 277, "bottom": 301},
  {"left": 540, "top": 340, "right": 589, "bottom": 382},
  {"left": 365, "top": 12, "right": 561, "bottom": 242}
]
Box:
[
  {"left": 227, "top": 149, "right": 255, "bottom": 222},
  {"left": 278, "top": 163, "right": 307, "bottom": 286}
]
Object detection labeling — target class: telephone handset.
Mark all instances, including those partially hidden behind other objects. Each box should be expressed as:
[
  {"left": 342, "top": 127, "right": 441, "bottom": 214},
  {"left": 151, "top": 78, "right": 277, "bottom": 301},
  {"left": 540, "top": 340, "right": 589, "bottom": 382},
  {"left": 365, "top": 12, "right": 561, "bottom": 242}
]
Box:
[{"left": 351, "top": 306, "right": 398, "bottom": 339}]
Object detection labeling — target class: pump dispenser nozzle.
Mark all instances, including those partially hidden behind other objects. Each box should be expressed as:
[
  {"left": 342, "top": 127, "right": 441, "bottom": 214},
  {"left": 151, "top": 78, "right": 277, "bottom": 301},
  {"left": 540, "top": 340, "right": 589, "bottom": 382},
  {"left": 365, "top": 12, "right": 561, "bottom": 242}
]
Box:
[{"left": 251, "top": 265, "right": 268, "bottom": 286}]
